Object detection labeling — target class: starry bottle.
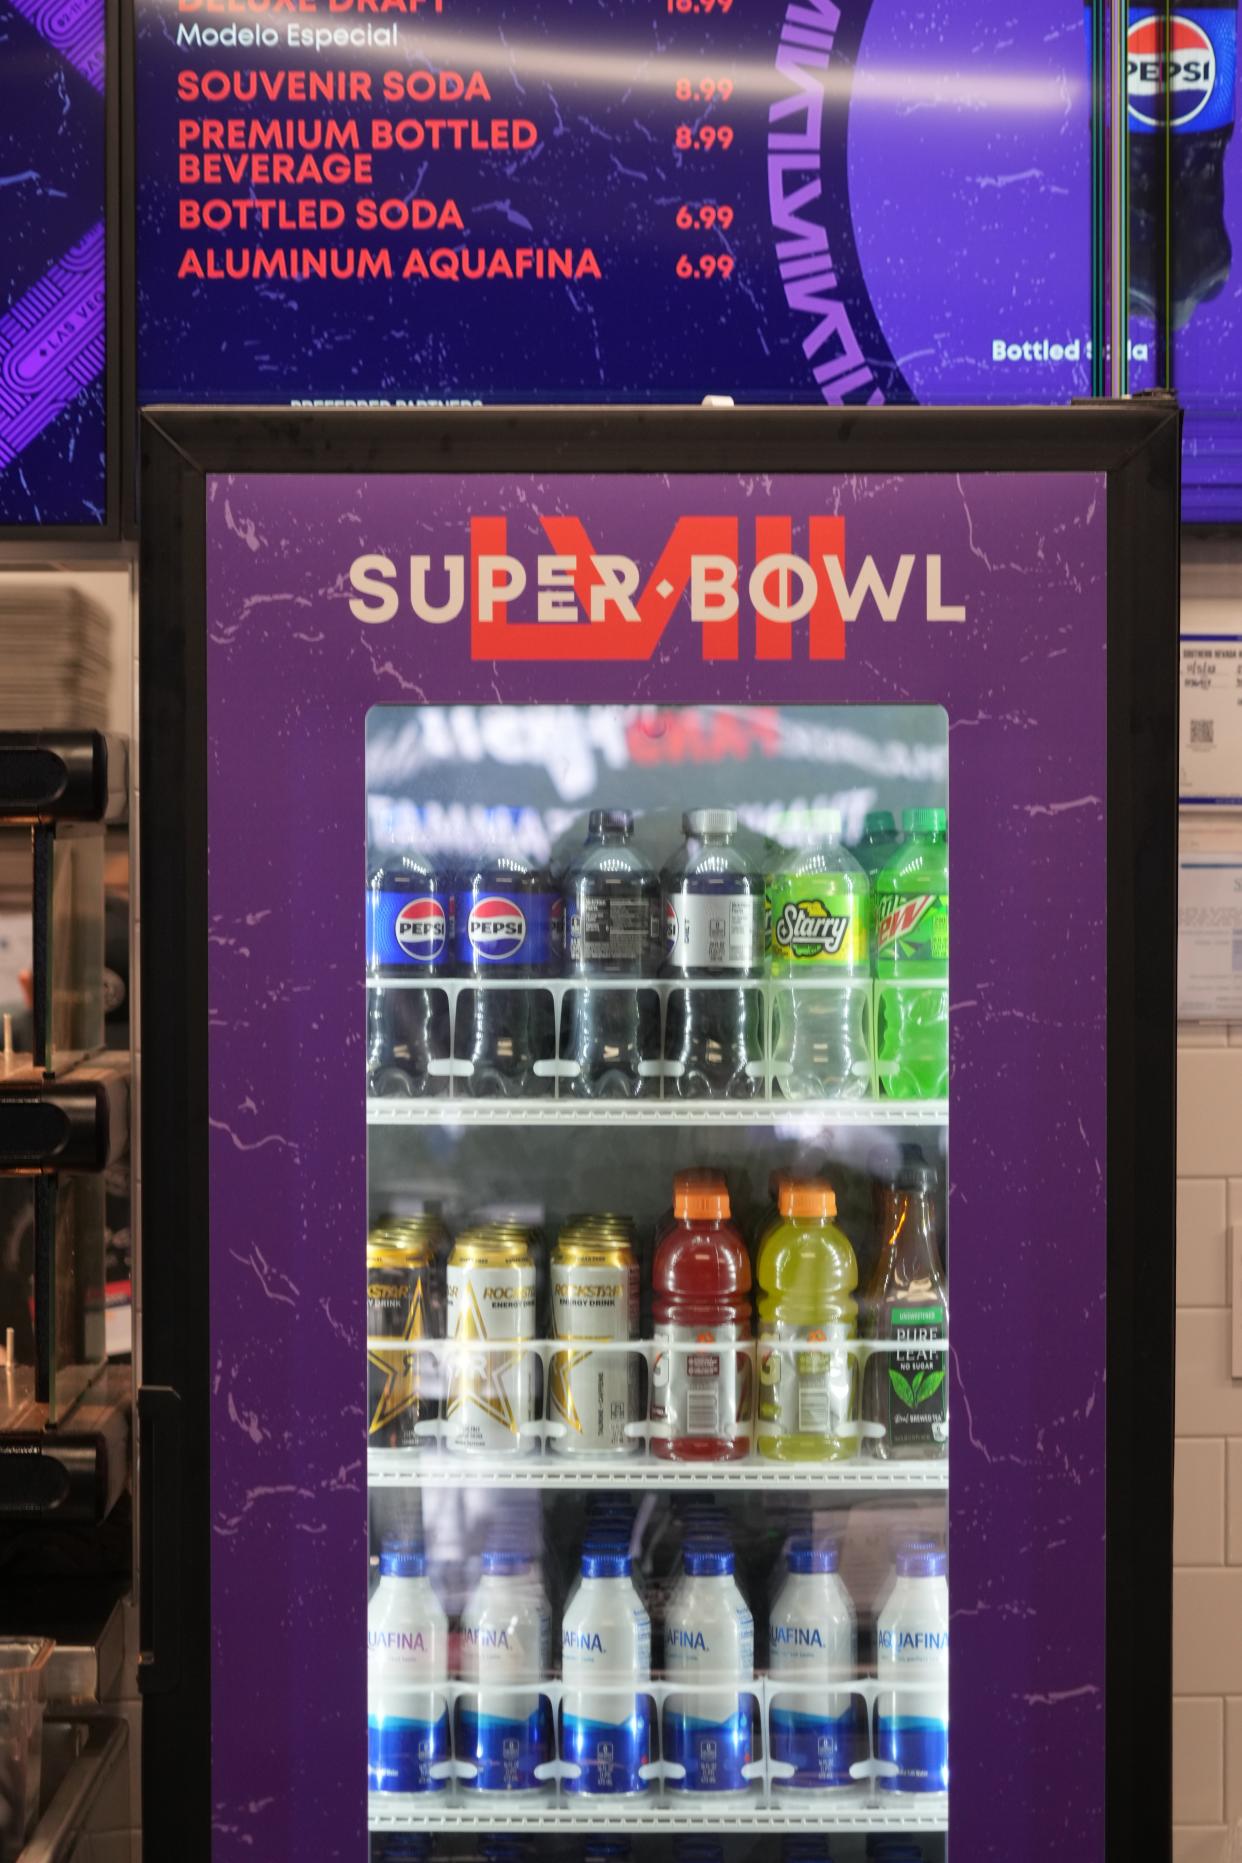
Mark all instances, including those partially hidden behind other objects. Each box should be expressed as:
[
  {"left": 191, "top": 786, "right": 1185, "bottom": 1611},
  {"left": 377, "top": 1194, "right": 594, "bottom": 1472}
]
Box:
[
  {"left": 367, "top": 1538, "right": 449, "bottom": 1794},
  {"left": 455, "top": 849, "right": 563, "bottom": 1098},
  {"left": 562, "top": 810, "right": 661, "bottom": 1098},
  {"left": 662, "top": 809, "right": 765, "bottom": 1098},
  {"left": 767, "top": 810, "right": 871, "bottom": 1100},
  {"left": 367, "top": 852, "right": 453, "bottom": 1097}
]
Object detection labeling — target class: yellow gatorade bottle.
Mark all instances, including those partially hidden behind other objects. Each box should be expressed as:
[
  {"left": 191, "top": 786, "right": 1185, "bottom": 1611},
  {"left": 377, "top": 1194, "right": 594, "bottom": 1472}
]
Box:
[{"left": 757, "top": 1179, "right": 858, "bottom": 1462}]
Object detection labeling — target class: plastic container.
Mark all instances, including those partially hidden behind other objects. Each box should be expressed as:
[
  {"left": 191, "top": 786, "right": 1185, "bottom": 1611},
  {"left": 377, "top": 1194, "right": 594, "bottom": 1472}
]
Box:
[
  {"left": 757, "top": 1180, "right": 859, "bottom": 1461},
  {"left": 650, "top": 1179, "right": 753, "bottom": 1460},
  {"left": 0, "top": 1637, "right": 53, "bottom": 1863}
]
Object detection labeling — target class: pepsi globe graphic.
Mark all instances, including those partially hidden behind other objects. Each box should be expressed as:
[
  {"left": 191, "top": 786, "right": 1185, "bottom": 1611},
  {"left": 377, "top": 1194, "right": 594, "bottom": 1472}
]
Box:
[
  {"left": 394, "top": 897, "right": 447, "bottom": 965},
  {"left": 468, "top": 896, "right": 528, "bottom": 964},
  {"left": 1129, "top": 14, "right": 1219, "bottom": 126}
]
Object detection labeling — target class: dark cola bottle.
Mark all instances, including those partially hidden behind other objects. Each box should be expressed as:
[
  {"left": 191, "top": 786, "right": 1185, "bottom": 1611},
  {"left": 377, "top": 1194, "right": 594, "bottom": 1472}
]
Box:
[
  {"left": 1127, "top": 1, "right": 1237, "bottom": 327},
  {"left": 661, "top": 809, "right": 765, "bottom": 1099},
  {"left": 562, "top": 809, "right": 662, "bottom": 1098},
  {"left": 454, "top": 851, "right": 562, "bottom": 1097},
  {"left": 366, "top": 853, "right": 453, "bottom": 1097}
]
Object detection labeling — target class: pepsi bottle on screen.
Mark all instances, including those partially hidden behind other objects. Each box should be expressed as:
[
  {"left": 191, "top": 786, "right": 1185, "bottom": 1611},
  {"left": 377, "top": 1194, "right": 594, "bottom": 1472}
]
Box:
[
  {"left": 366, "top": 854, "right": 453, "bottom": 1096},
  {"left": 1127, "top": 1, "right": 1238, "bottom": 327},
  {"left": 454, "top": 851, "right": 563, "bottom": 1096}
]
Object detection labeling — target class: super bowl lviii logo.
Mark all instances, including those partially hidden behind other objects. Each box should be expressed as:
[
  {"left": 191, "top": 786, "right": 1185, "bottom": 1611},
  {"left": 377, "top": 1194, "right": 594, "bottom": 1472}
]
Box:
[{"left": 346, "top": 509, "right": 970, "bottom": 662}]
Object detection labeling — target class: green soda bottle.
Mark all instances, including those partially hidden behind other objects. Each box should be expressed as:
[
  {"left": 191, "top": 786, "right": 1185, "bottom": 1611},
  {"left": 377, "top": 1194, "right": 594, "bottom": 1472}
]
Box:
[
  {"left": 874, "top": 808, "right": 948, "bottom": 1099},
  {"left": 852, "top": 808, "right": 902, "bottom": 880},
  {"left": 757, "top": 1179, "right": 858, "bottom": 1462}
]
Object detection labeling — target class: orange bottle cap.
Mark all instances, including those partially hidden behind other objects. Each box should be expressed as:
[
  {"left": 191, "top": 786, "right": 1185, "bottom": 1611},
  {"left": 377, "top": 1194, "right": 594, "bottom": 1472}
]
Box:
[
  {"left": 780, "top": 1178, "right": 837, "bottom": 1220},
  {"left": 673, "top": 1167, "right": 726, "bottom": 1195},
  {"left": 675, "top": 1185, "right": 731, "bottom": 1222},
  {"left": 768, "top": 1168, "right": 793, "bottom": 1201}
]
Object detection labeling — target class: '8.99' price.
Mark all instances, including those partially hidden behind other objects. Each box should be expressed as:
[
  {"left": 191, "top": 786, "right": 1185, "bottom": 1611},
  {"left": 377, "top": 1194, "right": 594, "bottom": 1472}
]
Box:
[{"left": 675, "top": 123, "right": 734, "bottom": 151}]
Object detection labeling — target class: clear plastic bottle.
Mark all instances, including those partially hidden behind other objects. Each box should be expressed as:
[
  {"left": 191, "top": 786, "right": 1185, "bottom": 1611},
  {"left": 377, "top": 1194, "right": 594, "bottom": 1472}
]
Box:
[
  {"left": 562, "top": 810, "right": 661, "bottom": 1098},
  {"left": 662, "top": 808, "right": 765, "bottom": 1098},
  {"left": 768, "top": 811, "right": 871, "bottom": 1099}
]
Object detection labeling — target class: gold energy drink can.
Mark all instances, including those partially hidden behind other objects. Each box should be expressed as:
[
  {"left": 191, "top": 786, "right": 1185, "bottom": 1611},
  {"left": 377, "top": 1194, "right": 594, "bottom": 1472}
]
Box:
[
  {"left": 367, "top": 1216, "right": 445, "bottom": 1451},
  {"left": 550, "top": 1216, "right": 640, "bottom": 1457},
  {"left": 445, "top": 1224, "right": 538, "bottom": 1456}
]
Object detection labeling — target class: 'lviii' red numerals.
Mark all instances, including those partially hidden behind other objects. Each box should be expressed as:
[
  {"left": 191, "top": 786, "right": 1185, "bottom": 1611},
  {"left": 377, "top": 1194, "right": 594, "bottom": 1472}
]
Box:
[
  {"left": 674, "top": 203, "right": 735, "bottom": 230},
  {"left": 675, "top": 253, "right": 735, "bottom": 279},
  {"left": 674, "top": 123, "right": 734, "bottom": 151}
]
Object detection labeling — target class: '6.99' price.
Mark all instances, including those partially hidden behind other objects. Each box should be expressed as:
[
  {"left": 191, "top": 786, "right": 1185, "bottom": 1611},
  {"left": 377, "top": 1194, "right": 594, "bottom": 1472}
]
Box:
[
  {"left": 675, "top": 253, "right": 735, "bottom": 278},
  {"left": 674, "top": 203, "right": 735, "bottom": 230},
  {"left": 675, "top": 123, "right": 734, "bottom": 151}
]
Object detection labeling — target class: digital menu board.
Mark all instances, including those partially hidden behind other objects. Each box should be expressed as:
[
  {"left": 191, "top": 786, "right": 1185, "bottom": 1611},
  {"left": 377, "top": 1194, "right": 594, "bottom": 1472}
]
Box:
[
  {"left": 134, "top": 0, "right": 1095, "bottom": 411},
  {"left": 0, "top": 0, "right": 108, "bottom": 527},
  {"left": 1127, "top": 1, "right": 1242, "bottom": 520}
]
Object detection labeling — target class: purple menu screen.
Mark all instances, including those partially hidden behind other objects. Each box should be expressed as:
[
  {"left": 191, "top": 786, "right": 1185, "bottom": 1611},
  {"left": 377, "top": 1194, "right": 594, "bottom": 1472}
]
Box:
[{"left": 0, "top": 0, "right": 107, "bottom": 526}]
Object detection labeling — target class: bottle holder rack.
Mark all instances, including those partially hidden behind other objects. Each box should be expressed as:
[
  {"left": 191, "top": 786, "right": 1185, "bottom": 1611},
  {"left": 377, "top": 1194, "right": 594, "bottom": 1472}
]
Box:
[
  {"left": 369, "top": 1674, "right": 947, "bottom": 1809},
  {"left": 368, "top": 976, "right": 946, "bottom": 1105},
  {"left": 367, "top": 1335, "right": 949, "bottom": 1468}
]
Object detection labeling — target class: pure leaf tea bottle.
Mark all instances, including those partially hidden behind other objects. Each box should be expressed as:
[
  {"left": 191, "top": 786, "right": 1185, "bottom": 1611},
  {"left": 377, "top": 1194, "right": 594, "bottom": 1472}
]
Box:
[{"left": 862, "top": 1155, "right": 948, "bottom": 1461}]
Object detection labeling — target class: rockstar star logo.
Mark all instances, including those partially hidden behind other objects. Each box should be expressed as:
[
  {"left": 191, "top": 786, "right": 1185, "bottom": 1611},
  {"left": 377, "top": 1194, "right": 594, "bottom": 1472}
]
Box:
[
  {"left": 445, "top": 1281, "right": 523, "bottom": 1436},
  {"left": 368, "top": 1278, "right": 428, "bottom": 1435},
  {"left": 548, "top": 1348, "right": 587, "bottom": 1435}
]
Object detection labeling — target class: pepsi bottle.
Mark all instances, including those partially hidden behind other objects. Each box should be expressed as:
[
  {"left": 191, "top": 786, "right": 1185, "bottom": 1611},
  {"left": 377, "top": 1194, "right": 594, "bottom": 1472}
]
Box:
[
  {"left": 454, "top": 851, "right": 563, "bottom": 1097},
  {"left": 562, "top": 810, "right": 661, "bottom": 1098},
  {"left": 661, "top": 809, "right": 765, "bottom": 1098},
  {"left": 1127, "top": 0, "right": 1237, "bottom": 327},
  {"left": 366, "top": 853, "right": 452, "bottom": 1097}
]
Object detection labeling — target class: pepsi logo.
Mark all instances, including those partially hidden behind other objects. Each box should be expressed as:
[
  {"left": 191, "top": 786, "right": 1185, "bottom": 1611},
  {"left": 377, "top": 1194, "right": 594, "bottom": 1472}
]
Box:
[
  {"left": 468, "top": 894, "right": 527, "bottom": 961},
  {"left": 664, "top": 898, "right": 679, "bottom": 952},
  {"left": 395, "top": 896, "right": 447, "bottom": 963},
  {"left": 1128, "top": 14, "right": 1217, "bottom": 127}
]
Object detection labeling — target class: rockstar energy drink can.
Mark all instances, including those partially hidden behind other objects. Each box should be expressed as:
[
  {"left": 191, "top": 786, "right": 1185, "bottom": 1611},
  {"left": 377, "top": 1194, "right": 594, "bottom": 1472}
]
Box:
[
  {"left": 549, "top": 1216, "right": 640, "bottom": 1458},
  {"left": 445, "top": 1224, "right": 538, "bottom": 1457},
  {"left": 367, "top": 1216, "right": 445, "bottom": 1451}
]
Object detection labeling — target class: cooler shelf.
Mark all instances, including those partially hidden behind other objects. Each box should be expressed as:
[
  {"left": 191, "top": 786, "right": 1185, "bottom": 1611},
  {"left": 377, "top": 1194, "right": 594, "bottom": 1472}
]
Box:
[
  {"left": 368, "top": 1098, "right": 948, "bottom": 1127},
  {"left": 368, "top": 1802, "right": 948, "bottom": 1834},
  {"left": 368, "top": 1451, "right": 948, "bottom": 1490}
]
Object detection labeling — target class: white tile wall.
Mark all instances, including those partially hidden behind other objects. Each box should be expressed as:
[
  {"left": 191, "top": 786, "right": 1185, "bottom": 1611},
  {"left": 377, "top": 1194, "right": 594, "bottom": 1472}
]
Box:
[{"left": 1176, "top": 1024, "right": 1242, "bottom": 1863}]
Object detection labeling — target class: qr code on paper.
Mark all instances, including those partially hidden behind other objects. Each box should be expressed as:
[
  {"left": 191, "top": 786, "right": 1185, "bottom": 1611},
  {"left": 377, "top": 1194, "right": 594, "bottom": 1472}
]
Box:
[{"left": 1190, "top": 719, "right": 1215, "bottom": 745}]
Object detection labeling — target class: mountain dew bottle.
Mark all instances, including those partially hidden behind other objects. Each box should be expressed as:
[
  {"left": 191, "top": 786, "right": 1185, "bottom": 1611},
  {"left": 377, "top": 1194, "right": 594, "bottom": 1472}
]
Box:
[{"left": 874, "top": 810, "right": 947, "bottom": 1100}]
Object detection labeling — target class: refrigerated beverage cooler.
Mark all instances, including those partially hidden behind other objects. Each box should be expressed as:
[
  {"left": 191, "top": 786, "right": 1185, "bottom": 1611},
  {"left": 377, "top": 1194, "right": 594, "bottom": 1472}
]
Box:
[{"left": 137, "top": 405, "right": 1179, "bottom": 1862}]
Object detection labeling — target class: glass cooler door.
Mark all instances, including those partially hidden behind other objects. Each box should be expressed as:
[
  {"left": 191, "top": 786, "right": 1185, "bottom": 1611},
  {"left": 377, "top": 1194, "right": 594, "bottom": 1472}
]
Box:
[{"left": 363, "top": 704, "right": 950, "bottom": 1863}]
